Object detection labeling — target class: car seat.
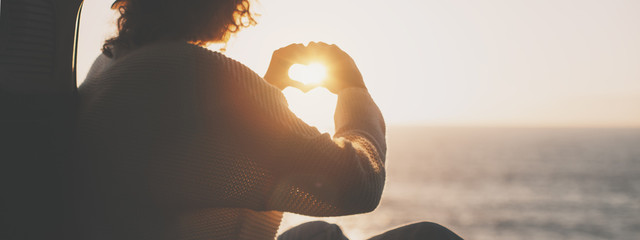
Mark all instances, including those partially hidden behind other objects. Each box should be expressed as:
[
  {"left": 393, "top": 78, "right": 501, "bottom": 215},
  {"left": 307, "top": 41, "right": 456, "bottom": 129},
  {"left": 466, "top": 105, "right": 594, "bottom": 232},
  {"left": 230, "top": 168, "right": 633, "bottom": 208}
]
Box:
[{"left": 1, "top": 0, "right": 83, "bottom": 239}]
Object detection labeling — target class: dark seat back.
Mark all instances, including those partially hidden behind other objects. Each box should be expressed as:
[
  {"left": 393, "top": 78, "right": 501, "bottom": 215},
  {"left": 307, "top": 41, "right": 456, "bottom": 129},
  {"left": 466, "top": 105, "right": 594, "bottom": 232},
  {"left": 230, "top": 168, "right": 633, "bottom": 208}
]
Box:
[{"left": 0, "top": 0, "right": 83, "bottom": 239}]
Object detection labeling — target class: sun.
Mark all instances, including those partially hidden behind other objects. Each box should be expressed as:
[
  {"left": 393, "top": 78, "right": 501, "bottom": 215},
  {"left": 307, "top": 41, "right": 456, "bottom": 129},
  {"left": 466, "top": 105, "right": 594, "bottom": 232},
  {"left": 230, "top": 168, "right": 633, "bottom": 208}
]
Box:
[{"left": 288, "top": 63, "right": 327, "bottom": 85}]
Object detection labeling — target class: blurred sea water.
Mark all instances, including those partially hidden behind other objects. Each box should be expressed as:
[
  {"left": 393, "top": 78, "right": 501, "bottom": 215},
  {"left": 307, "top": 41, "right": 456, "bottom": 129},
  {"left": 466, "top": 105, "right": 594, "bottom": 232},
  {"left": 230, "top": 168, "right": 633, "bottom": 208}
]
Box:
[{"left": 277, "top": 127, "right": 640, "bottom": 240}]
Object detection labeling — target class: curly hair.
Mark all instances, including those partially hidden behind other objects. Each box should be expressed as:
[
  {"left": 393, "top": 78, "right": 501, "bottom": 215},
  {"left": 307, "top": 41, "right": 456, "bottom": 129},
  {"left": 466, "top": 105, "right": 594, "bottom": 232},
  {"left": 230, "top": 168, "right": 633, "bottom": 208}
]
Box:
[{"left": 102, "top": 0, "right": 256, "bottom": 57}]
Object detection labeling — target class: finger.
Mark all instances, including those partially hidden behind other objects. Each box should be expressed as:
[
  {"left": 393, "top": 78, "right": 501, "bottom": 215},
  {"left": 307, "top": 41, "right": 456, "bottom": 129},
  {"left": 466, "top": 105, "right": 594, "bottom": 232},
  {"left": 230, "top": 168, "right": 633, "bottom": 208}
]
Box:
[
  {"left": 288, "top": 80, "right": 306, "bottom": 90},
  {"left": 298, "top": 83, "right": 317, "bottom": 93},
  {"left": 274, "top": 43, "right": 304, "bottom": 58},
  {"left": 307, "top": 42, "right": 331, "bottom": 53},
  {"left": 276, "top": 45, "right": 309, "bottom": 65},
  {"left": 280, "top": 43, "right": 305, "bottom": 55},
  {"left": 307, "top": 42, "right": 337, "bottom": 64},
  {"left": 308, "top": 41, "right": 330, "bottom": 47},
  {"left": 300, "top": 85, "right": 317, "bottom": 93},
  {"left": 280, "top": 43, "right": 304, "bottom": 50}
]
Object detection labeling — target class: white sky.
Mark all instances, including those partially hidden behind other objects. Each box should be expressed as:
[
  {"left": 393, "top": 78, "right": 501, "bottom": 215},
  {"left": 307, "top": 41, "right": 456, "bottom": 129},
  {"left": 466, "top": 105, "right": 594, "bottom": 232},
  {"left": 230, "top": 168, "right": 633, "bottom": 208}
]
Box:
[{"left": 75, "top": 0, "right": 640, "bottom": 128}]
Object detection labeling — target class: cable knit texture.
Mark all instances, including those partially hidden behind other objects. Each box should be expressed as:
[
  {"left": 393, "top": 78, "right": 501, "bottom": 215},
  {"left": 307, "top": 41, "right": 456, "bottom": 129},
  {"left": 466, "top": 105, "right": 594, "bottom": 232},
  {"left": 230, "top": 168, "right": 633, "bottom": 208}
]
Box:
[{"left": 74, "top": 41, "right": 386, "bottom": 240}]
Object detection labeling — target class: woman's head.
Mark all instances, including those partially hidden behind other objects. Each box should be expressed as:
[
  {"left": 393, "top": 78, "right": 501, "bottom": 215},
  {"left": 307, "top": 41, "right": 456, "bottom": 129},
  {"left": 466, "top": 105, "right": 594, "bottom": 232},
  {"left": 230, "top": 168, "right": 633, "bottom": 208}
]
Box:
[{"left": 103, "top": 0, "right": 256, "bottom": 56}]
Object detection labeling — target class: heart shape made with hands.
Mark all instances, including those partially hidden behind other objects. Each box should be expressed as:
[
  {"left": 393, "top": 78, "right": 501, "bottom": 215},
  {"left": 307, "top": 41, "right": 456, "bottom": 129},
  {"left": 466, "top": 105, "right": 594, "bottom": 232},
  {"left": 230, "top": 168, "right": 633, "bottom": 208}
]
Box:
[
  {"left": 280, "top": 61, "right": 336, "bottom": 133},
  {"left": 287, "top": 63, "right": 328, "bottom": 91}
]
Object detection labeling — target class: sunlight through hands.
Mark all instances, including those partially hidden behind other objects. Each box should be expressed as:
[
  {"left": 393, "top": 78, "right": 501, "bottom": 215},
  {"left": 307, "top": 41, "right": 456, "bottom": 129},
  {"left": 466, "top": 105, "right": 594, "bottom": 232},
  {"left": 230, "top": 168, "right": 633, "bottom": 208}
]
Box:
[
  {"left": 288, "top": 63, "right": 327, "bottom": 86},
  {"left": 282, "top": 87, "right": 337, "bottom": 134}
]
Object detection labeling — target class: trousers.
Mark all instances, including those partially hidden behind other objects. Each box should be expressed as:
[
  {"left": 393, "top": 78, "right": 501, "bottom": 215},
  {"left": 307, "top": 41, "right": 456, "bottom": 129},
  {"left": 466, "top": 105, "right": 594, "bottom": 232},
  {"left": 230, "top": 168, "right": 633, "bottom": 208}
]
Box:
[{"left": 278, "top": 221, "right": 463, "bottom": 240}]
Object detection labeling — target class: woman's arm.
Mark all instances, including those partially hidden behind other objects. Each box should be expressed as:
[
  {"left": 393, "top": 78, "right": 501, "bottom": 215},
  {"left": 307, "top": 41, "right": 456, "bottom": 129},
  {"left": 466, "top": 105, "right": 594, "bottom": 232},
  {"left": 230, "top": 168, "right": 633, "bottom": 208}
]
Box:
[
  {"left": 224, "top": 43, "right": 386, "bottom": 216},
  {"left": 263, "top": 87, "right": 387, "bottom": 216}
]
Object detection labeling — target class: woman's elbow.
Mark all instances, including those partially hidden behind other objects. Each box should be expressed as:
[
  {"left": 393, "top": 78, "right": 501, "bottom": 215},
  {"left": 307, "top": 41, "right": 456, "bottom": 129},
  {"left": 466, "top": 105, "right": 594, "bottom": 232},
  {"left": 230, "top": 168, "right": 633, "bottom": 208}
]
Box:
[
  {"left": 355, "top": 194, "right": 382, "bottom": 214},
  {"left": 361, "top": 183, "right": 384, "bottom": 213},
  {"left": 341, "top": 174, "right": 385, "bottom": 214}
]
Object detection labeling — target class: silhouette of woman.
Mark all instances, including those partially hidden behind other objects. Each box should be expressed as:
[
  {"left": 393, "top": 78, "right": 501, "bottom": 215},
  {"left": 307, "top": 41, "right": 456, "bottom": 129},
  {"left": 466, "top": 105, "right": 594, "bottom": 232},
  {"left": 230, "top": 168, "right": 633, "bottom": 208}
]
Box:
[{"left": 73, "top": 0, "right": 462, "bottom": 239}]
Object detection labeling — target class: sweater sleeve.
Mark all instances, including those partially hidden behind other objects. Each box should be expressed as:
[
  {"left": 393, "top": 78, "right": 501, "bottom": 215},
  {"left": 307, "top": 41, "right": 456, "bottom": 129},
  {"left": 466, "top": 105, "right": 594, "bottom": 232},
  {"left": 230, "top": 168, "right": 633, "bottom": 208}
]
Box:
[{"left": 215, "top": 56, "right": 387, "bottom": 216}]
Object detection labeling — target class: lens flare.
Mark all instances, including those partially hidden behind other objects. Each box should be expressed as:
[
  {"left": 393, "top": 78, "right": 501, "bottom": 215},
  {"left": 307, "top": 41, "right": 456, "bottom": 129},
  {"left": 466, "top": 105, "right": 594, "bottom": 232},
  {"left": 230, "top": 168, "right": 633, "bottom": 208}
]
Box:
[{"left": 288, "top": 63, "right": 327, "bottom": 85}]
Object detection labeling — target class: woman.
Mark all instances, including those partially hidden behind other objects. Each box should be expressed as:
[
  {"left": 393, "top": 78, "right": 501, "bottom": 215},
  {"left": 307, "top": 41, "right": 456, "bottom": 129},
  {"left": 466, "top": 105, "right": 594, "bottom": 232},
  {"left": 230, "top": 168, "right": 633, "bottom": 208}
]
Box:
[{"left": 74, "top": 0, "right": 462, "bottom": 239}]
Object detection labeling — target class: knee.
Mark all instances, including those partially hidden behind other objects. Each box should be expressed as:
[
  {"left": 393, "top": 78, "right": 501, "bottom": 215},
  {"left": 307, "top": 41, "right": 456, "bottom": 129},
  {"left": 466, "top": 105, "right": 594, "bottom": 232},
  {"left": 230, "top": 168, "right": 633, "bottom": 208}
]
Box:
[
  {"left": 406, "top": 222, "right": 463, "bottom": 240},
  {"left": 410, "top": 221, "right": 449, "bottom": 231},
  {"left": 278, "top": 221, "right": 348, "bottom": 240},
  {"left": 371, "top": 221, "right": 463, "bottom": 240},
  {"left": 299, "top": 220, "right": 334, "bottom": 228}
]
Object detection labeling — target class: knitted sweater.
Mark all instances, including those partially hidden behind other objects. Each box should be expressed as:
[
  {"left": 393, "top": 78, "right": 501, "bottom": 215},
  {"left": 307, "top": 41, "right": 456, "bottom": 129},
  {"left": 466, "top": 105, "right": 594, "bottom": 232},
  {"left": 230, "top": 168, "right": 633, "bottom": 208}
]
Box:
[{"left": 73, "top": 41, "right": 386, "bottom": 240}]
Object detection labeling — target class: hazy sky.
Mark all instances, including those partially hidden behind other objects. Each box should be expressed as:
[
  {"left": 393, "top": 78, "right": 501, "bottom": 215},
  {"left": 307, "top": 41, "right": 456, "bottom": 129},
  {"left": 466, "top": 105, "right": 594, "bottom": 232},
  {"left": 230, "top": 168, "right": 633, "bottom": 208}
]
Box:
[{"left": 75, "top": 0, "right": 640, "bottom": 129}]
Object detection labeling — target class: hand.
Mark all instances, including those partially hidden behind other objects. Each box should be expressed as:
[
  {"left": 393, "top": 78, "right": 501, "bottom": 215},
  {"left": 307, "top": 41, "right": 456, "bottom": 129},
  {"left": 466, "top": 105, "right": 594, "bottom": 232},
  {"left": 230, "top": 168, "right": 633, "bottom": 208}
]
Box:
[
  {"left": 264, "top": 43, "right": 312, "bottom": 91},
  {"left": 264, "top": 42, "right": 367, "bottom": 93},
  {"left": 306, "top": 42, "right": 366, "bottom": 94}
]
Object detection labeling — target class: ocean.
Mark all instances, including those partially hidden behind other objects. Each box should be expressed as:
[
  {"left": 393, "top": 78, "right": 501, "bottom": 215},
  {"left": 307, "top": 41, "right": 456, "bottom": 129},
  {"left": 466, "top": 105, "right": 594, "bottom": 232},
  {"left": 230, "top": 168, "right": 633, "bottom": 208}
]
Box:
[{"left": 277, "top": 127, "right": 640, "bottom": 240}]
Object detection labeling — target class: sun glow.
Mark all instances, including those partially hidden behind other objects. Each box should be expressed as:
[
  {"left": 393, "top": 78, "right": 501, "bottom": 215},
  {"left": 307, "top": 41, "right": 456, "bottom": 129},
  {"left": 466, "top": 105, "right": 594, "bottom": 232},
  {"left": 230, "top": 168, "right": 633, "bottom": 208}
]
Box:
[
  {"left": 282, "top": 87, "right": 337, "bottom": 134},
  {"left": 288, "top": 63, "right": 327, "bottom": 85},
  {"left": 284, "top": 63, "right": 335, "bottom": 134}
]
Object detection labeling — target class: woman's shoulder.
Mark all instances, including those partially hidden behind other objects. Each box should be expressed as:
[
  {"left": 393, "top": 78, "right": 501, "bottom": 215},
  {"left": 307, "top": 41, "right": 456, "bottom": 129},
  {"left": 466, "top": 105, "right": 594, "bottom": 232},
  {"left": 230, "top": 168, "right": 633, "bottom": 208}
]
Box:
[
  {"left": 112, "top": 41, "right": 260, "bottom": 81},
  {"left": 85, "top": 53, "right": 113, "bottom": 80},
  {"left": 80, "top": 41, "right": 272, "bottom": 100},
  {"left": 125, "top": 42, "right": 241, "bottom": 68}
]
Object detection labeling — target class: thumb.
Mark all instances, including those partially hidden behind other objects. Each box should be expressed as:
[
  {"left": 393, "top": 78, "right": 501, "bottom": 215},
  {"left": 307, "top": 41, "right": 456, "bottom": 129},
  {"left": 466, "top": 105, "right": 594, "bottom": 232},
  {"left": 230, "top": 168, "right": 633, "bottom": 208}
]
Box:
[{"left": 288, "top": 80, "right": 315, "bottom": 93}]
